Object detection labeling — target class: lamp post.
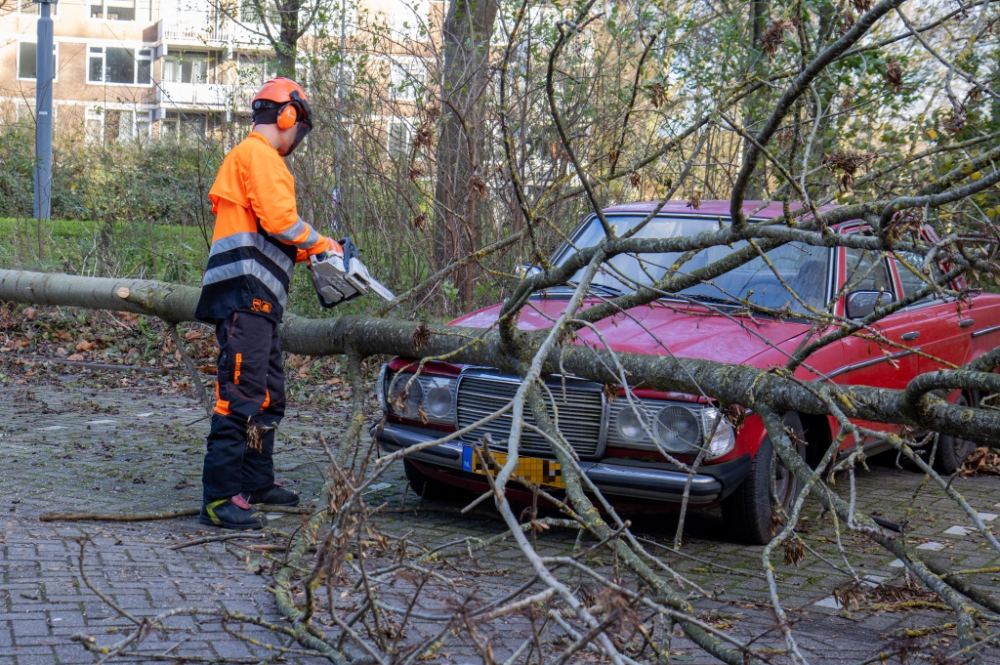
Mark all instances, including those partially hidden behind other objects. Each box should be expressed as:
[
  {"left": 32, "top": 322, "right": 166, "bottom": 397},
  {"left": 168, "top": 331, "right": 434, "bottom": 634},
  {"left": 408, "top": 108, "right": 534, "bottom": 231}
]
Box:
[{"left": 33, "top": 0, "right": 57, "bottom": 222}]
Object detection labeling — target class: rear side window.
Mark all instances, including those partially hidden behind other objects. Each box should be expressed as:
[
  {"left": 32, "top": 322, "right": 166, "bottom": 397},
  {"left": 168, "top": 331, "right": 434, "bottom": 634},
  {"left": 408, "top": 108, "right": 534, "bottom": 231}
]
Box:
[
  {"left": 894, "top": 251, "right": 945, "bottom": 303},
  {"left": 844, "top": 247, "right": 892, "bottom": 294}
]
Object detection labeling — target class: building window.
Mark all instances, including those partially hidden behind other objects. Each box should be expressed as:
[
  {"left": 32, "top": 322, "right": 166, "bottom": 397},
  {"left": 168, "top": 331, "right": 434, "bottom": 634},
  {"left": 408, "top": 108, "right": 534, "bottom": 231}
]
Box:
[
  {"left": 387, "top": 117, "right": 411, "bottom": 155},
  {"left": 162, "top": 52, "right": 210, "bottom": 84},
  {"left": 18, "top": 0, "right": 59, "bottom": 17},
  {"left": 88, "top": 47, "right": 151, "bottom": 85},
  {"left": 389, "top": 0, "right": 429, "bottom": 39},
  {"left": 91, "top": 0, "right": 136, "bottom": 20},
  {"left": 234, "top": 54, "right": 276, "bottom": 87},
  {"left": 17, "top": 42, "right": 59, "bottom": 81},
  {"left": 161, "top": 111, "right": 208, "bottom": 140},
  {"left": 85, "top": 106, "right": 151, "bottom": 144},
  {"left": 390, "top": 57, "right": 425, "bottom": 101}
]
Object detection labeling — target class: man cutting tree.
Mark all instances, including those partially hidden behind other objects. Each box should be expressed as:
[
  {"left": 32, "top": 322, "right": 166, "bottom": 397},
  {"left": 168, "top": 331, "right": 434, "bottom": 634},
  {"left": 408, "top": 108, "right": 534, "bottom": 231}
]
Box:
[{"left": 193, "top": 77, "right": 340, "bottom": 530}]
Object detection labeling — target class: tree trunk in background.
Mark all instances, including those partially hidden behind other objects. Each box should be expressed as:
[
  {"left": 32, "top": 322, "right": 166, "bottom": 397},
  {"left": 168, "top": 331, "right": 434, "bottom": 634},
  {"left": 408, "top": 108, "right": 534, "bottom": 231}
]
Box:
[
  {"left": 741, "top": 0, "right": 769, "bottom": 199},
  {"left": 275, "top": 0, "right": 301, "bottom": 78},
  {"left": 433, "top": 0, "right": 499, "bottom": 310}
]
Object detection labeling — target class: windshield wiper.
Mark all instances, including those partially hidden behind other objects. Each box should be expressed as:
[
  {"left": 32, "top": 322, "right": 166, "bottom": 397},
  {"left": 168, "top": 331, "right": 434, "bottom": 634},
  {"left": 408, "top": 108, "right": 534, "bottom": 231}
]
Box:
[
  {"left": 566, "top": 282, "right": 624, "bottom": 297},
  {"left": 672, "top": 294, "right": 739, "bottom": 306}
]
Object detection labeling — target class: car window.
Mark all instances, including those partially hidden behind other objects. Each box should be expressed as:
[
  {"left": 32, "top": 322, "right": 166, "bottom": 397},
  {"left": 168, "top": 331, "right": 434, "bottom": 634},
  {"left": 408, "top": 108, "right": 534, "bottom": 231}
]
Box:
[
  {"left": 554, "top": 214, "right": 830, "bottom": 313},
  {"left": 893, "top": 251, "right": 945, "bottom": 303},
  {"left": 844, "top": 247, "right": 892, "bottom": 294}
]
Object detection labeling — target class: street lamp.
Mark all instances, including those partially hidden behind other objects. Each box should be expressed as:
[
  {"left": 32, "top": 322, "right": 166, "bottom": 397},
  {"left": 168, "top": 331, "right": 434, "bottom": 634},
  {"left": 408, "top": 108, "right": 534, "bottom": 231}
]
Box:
[{"left": 34, "top": 0, "right": 57, "bottom": 222}]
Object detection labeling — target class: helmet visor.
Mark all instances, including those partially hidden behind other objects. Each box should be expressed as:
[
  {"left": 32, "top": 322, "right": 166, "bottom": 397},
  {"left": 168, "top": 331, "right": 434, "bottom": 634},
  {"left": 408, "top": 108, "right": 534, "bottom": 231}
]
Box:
[{"left": 280, "top": 117, "right": 312, "bottom": 156}]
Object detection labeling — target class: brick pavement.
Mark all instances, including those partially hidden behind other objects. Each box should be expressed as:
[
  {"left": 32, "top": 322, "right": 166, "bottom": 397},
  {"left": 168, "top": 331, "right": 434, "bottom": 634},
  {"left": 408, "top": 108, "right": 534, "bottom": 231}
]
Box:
[{"left": 1, "top": 373, "right": 999, "bottom": 664}]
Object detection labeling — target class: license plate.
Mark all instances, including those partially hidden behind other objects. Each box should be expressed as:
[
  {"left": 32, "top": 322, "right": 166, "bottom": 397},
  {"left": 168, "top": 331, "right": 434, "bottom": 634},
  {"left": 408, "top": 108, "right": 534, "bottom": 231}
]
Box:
[{"left": 462, "top": 446, "right": 565, "bottom": 488}]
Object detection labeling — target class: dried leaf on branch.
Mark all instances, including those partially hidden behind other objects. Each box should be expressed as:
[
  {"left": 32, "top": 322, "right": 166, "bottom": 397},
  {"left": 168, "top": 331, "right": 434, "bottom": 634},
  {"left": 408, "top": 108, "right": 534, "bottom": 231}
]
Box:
[
  {"left": 760, "top": 19, "right": 796, "bottom": 58},
  {"left": 823, "top": 150, "right": 878, "bottom": 190},
  {"left": 885, "top": 60, "right": 904, "bottom": 93}
]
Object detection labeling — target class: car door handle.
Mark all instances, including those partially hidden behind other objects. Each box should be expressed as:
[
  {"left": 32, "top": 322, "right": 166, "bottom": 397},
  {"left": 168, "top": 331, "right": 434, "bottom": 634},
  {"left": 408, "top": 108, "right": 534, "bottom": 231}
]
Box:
[
  {"left": 959, "top": 318, "right": 975, "bottom": 328},
  {"left": 901, "top": 331, "right": 920, "bottom": 341}
]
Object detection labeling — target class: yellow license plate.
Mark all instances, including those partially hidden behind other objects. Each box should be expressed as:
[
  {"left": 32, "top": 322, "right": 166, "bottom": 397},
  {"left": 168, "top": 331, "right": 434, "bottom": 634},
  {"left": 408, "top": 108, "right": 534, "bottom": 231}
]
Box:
[{"left": 462, "top": 447, "right": 564, "bottom": 488}]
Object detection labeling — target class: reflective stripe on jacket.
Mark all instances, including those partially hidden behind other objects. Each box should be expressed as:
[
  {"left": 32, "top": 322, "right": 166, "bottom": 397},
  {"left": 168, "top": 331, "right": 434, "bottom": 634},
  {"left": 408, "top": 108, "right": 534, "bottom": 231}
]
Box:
[{"left": 194, "top": 132, "right": 331, "bottom": 323}]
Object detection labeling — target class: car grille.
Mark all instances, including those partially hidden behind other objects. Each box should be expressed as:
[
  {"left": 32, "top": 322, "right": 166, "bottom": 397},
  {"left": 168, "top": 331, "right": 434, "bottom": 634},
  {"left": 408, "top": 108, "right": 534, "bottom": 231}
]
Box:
[{"left": 455, "top": 372, "right": 605, "bottom": 459}]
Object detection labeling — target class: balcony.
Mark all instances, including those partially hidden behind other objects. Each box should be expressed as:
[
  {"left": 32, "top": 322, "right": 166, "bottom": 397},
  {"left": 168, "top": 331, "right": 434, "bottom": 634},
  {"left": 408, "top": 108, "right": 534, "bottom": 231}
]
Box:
[
  {"left": 157, "top": 82, "right": 254, "bottom": 110},
  {"left": 158, "top": 18, "right": 272, "bottom": 51},
  {"left": 158, "top": 18, "right": 229, "bottom": 45}
]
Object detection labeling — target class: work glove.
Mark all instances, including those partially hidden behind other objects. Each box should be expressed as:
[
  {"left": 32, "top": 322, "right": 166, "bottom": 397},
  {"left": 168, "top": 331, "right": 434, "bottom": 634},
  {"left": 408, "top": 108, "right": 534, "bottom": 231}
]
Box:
[{"left": 309, "top": 237, "right": 395, "bottom": 307}]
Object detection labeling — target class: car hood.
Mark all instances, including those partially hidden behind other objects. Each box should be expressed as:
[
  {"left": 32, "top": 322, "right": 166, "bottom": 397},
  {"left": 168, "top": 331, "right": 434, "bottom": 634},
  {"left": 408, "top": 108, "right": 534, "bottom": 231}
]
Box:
[{"left": 449, "top": 298, "right": 811, "bottom": 368}]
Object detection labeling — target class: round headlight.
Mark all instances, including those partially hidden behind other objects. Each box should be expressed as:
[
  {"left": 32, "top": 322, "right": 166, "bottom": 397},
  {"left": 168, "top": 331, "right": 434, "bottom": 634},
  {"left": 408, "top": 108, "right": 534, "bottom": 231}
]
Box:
[
  {"left": 389, "top": 374, "right": 424, "bottom": 418},
  {"left": 655, "top": 406, "right": 700, "bottom": 453},
  {"left": 615, "top": 406, "right": 648, "bottom": 442},
  {"left": 425, "top": 386, "right": 452, "bottom": 418},
  {"left": 703, "top": 408, "right": 736, "bottom": 459}
]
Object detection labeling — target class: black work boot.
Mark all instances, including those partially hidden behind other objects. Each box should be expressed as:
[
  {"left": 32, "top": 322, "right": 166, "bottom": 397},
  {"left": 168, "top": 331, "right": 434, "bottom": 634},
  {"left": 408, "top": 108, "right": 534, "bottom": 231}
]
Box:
[
  {"left": 199, "top": 494, "right": 265, "bottom": 530},
  {"left": 246, "top": 483, "right": 300, "bottom": 507}
]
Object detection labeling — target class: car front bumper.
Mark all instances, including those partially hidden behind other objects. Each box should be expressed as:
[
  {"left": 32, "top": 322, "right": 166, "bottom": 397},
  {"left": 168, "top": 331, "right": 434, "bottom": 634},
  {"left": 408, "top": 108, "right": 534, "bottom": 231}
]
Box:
[{"left": 375, "top": 423, "right": 751, "bottom": 504}]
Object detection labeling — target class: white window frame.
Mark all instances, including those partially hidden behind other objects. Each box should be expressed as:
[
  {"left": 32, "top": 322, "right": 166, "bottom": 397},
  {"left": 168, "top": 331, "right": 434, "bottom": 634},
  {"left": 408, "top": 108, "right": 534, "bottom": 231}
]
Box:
[
  {"left": 14, "top": 98, "right": 56, "bottom": 126},
  {"left": 389, "top": 56, "right": 425, "bottom": 101},
  {"left": 161, "top": 51, "right": 212, "bottom": 84},
  {"left": 233, "top": 53, "right": 277, "bottom": 87},
  {"left": 89, "top": 0, "right": 139, "bottom": 22},
  {"left": 86, "top": 45, "right": 153, "bottom": 87},
  {"left": 389, "top": 0, "right": 429, "bottom": 40},
  {"left": 85, "top": 104, "right": 151, "bottom": 144},
  {"left": 387, "top": 116, "right": 412, "bottom": 155},
  {"left": 17, "top": 41, "right": 60, "bottom": 82},
  {"left": 17, "top": 0, "right": 60, "bottom": 18}
]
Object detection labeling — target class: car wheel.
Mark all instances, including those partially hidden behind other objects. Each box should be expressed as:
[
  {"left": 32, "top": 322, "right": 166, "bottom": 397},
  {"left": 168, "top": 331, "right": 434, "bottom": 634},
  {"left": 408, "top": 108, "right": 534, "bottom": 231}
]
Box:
[
  {"left": 721, "top": 412, "right": 807, "bottom": 545},
  {"left": 936, "top": 393, "right": 976, "bottom": 475},
  {"left": 403, "top": 459, "right": 448, "bottom": 501}
]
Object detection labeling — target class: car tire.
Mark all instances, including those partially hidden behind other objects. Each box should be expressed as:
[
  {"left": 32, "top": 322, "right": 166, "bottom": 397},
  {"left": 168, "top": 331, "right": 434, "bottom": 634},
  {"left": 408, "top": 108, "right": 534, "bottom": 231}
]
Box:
[
  {"left": 936, "top": 393, "right": 976, "bottom": 475},
  {"left": 721, "top": 412, "right": 806, "bottom": 545},
  {"left": 403, "top": 459, "right": 449, "bottom": 501}
]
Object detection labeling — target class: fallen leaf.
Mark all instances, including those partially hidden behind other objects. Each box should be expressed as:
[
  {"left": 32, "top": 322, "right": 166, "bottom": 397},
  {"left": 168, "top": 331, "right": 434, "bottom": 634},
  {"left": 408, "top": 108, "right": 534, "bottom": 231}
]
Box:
[
  {"left": 76, "top": 340, "right": 96, "bottom": 352},
  {"left": 22, "top": 307, "right": 37, "bottom": 320},
  {"left": 184, "top": 330, "right": 205, "bottom": 342},
  {"left": 67, "top": 354, "right": 85, "bottom": 361}
]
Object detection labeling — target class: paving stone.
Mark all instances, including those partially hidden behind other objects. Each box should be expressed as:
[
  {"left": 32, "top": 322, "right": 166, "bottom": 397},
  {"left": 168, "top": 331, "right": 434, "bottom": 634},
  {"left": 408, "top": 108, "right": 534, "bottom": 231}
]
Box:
[{"left": 2, "top": 381, "right": 999, "bottom": 663}]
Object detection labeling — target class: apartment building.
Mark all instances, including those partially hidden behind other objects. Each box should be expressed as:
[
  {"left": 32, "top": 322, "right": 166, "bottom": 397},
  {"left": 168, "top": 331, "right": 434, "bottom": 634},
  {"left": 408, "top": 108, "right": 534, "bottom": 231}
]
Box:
[
  {"left": 0, "top": 0, "right": 283, "bottom": 143},
  {"left": 0, "top": 0, "right": 437, "bottom": 154}
]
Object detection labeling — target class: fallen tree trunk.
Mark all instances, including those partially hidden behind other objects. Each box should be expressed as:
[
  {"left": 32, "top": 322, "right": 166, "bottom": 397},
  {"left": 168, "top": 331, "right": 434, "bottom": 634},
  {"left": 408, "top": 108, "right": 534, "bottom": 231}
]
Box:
[{"left": 2, "top": 268, "right": 999, "bottom": 447}]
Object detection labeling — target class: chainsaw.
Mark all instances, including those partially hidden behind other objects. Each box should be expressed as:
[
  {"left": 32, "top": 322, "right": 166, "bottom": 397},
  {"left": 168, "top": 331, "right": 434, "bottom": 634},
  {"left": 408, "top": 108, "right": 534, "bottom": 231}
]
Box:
[{"left": 309, "top": 237, "right": 395, "bottom": 307}]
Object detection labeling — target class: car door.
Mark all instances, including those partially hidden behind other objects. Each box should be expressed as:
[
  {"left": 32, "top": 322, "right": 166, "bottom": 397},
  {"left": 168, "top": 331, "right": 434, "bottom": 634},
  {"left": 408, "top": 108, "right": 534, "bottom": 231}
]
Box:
[
  {"left": 891, "top": 251, "right": 973, "bottom": 374},
  {"left": 833, "top": 245, "right": 921, "bottom": 391}
]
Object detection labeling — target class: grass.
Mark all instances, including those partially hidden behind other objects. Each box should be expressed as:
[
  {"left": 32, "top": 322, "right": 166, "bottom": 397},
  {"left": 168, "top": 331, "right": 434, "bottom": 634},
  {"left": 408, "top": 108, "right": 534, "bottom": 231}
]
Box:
[
  {"left": 0, "top": 217, "right": 211, "bottom": 286},
  {"left": 0, "top": 217, "right": 384, "bottom": 319}
]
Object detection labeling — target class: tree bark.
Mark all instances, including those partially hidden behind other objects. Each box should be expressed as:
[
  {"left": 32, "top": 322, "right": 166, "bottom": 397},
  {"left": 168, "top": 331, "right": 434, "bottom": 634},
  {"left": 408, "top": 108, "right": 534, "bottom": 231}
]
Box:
[
  {"left": 3, "top": 268, "right": 999, "bottom": 447},
  {"left": 432, "top": 0, "right": 499, "bottom": 309}
]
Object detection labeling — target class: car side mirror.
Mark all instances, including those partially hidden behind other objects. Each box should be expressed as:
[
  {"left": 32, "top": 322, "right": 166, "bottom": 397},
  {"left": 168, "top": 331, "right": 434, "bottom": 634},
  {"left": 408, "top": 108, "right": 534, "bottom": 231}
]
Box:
[
  {"left": 517, "top": 264, "right": 542, "bottom": 280},
  {"left": 846, "top": 290, "right": 895, "bottom": 319}
]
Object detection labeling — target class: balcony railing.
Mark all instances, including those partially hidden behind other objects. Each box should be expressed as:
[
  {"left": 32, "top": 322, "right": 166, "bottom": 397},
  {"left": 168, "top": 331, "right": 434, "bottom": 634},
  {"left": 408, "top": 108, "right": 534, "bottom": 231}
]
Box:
[
  {"left": 158, "top": 18, "right": 271, "bottom": 49},
  {"left": 158, "top": 82, "right": 255, "bottom": 109},
  {"left": 159, "top": 18, "right": 228, "bottom": 43}
]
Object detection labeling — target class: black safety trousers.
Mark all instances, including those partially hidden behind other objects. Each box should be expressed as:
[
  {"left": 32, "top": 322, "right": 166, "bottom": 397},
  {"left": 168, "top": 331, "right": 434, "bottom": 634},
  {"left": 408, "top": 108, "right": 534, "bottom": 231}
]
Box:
[{"left": 202, "top": 311, "right": 285, "bottom": 502}]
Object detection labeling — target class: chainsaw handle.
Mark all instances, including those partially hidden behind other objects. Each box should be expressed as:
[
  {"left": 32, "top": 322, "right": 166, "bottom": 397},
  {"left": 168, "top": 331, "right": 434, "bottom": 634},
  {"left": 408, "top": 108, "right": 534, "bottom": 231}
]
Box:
[{"left": 339, "top": 237, "right": 358, "bottom": 263}]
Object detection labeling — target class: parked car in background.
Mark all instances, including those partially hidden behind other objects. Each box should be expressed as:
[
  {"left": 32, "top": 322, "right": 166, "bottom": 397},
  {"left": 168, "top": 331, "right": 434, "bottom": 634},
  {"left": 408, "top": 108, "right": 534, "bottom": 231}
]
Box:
[{"left": 375, "top": 201, "right": 996, "bottom": 543}]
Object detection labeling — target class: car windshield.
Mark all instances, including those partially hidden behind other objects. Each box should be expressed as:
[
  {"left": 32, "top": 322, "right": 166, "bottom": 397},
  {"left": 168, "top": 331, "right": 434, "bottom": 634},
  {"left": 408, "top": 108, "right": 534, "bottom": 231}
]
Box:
[{"left": 551, "top": 214, "right": 830, "bottom": 314}]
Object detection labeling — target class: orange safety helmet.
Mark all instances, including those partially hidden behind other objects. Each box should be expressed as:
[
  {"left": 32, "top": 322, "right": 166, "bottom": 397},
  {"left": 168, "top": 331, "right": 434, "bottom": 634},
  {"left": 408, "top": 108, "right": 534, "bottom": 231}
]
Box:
[{"left": 251, "top": 77, "right": 313, "bottom": 156}]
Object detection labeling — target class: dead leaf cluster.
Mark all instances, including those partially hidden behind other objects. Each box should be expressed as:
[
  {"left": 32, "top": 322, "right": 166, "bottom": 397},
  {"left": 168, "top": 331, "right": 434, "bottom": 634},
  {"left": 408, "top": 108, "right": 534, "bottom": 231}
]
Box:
[
  {"left": 961, "top": 446, "right": 1000, "bottom": 475},
  {"left": 823, "top": 150, "right": 878, "bottom": 190}
]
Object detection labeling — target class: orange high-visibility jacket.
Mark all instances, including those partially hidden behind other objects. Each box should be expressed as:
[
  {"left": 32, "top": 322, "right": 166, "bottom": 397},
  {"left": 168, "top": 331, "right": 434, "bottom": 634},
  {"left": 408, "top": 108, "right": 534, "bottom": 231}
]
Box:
[{"left": 194, "top": 132, "right": 335, "bottom": 323}]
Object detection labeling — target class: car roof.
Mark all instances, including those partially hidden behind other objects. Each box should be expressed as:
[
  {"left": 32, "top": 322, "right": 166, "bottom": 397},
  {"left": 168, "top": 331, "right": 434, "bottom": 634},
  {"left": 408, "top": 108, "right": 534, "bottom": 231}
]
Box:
[{"left": 601, "top": 200, "right": 842, "bottom": 220}]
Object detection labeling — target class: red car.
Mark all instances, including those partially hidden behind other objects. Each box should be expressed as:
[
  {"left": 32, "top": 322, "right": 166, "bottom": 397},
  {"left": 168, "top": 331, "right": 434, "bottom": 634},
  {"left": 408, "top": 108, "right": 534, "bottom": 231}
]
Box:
[{"left": 376, "top": 201, "right": 995, "bottom": 543}]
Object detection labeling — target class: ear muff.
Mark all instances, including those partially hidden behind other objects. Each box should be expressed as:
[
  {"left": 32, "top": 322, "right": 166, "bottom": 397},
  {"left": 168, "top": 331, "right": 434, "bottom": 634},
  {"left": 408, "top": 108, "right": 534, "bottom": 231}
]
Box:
[{"left": 276, "top": 103, "right": 298, "bottom": 130}]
